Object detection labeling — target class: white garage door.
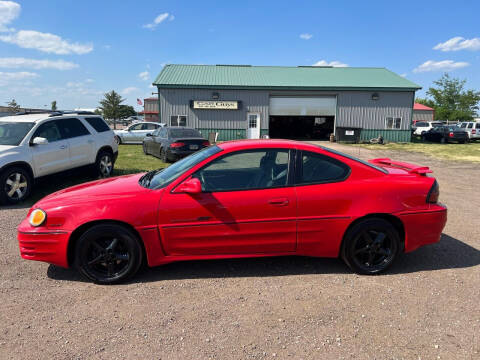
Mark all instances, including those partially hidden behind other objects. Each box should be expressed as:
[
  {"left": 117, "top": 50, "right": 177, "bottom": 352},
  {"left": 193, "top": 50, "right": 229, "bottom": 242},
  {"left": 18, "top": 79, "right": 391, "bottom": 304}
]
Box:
[{"left": 269, "top": 96, "right": 336, "bottom": 116}]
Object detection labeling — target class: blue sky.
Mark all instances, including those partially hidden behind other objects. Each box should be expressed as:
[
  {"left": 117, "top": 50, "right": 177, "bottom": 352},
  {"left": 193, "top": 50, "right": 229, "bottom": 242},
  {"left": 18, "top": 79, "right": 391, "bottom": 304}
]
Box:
[{"left": 0, "top": 0, "right": 479, "bottom": 111}]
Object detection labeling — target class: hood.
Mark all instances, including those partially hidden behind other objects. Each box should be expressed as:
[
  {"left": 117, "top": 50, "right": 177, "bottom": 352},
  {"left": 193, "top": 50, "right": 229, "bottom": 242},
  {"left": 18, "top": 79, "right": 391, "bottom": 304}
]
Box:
[
  {"left": 0, "top": 144, "right": 17, "bottom": 153},
  {"left": 36, "top": 173, "right": 150, "bottom": 208}
]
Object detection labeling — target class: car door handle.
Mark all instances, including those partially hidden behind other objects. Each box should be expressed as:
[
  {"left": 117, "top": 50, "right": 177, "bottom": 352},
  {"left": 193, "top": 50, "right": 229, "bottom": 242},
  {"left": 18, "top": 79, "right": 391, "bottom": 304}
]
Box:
[{"left": 268, "top": 198, "right": 289, "bottom": 206}]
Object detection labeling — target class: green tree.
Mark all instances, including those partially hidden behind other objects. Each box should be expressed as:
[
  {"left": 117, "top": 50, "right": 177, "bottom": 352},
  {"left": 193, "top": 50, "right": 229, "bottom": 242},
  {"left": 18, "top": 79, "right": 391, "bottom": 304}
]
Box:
[
  {"left": 98, "top": 90, "right": 125, "bottom": 129},
  {"left": 94, "top": 108, "right": 102, "bottom": 115},
  {"left": 51, "top": 100, "right": 57, "bottom": 111},
  {"left": 425, "top": 73, "right": 480, "bottom": 121},
  {"left": 7, "top": 99, "right": 20, "bottom": 113},
  {"left": 118, "top": 105, "right": 136, "bottom": 119}
]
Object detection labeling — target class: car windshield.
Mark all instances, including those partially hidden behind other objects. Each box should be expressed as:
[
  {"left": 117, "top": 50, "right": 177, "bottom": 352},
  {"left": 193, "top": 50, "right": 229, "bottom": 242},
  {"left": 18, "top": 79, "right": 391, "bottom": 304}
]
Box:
[
  {"left": 0, "top": 121, "right": 35, "bottom": 146},
  {"left": 169, "top": 128, "right": 202, "bottom": 138},
  {"left": 140, "top": 145, "right": 222, "bottom": 189}
]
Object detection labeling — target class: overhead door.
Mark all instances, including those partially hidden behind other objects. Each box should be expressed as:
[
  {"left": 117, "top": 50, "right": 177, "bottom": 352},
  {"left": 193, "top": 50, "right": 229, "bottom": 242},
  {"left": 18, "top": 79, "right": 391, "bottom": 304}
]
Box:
[{"left": 269, "top": 96, "right": 336, "bottom": 116}]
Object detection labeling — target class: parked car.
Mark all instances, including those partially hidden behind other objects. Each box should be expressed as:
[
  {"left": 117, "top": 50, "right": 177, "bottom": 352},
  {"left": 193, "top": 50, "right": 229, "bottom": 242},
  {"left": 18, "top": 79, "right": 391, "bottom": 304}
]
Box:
[
  {"left": 458, "top": 122, "right": 480, "bottom": 140},
  {"left": 0, "top": 112, "right": 118, "bottom": 204},
  {"left": 143, "top": 127, "right": 210, "bottom": 162},
  {"left": 413, "top": 121, "right": 444, "bottom": 136},
  {"left": 114, "top": 122, "right": 164, "bottom": 144},
  {"left": 422, "top": 125, "right": 470, "bottom": 144},
  {"left": 18, "top": 139, "right": 447, "bottom": 284}
]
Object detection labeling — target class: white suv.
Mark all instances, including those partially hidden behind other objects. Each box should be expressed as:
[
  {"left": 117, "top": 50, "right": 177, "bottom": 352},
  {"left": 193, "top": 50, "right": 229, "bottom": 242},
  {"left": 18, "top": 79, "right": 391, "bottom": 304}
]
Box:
[
  {"left": 0, "top": 111, "right": 118, "bottom": 204},
  {"left": 413, "top": 121, "right": 444, "bottom": 136},
  {"left": 458, "top": 121, "right": 480, "bottom": 140}
]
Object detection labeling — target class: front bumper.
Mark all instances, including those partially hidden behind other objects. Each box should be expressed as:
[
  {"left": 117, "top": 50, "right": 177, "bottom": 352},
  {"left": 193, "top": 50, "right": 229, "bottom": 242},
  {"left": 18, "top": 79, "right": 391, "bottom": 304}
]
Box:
[
  {"left": 399, "top": 204, "right": 447, "bottom": 253},
  {"left": 18, "top": 220, "right": 71, "bottom": 268}
]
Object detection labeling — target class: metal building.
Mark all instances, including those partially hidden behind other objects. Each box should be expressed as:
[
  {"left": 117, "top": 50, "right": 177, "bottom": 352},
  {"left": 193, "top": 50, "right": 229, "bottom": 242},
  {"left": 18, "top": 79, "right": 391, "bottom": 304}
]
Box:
[
  {"left": 153, "top": 64, "right": 421, "bottom": 142},
  {"left": 412, "top": 102, "right": 435, "bottom": 125}
]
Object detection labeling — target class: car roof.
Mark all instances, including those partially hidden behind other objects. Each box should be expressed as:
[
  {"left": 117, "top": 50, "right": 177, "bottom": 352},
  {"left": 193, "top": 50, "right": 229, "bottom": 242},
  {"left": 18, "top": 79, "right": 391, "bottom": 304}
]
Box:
[
  {"left": 217, "top": 139, "right": 319, "bottom": 151},
  {"left": 0, "top": 113, "right": 50, "bottom": 123}
]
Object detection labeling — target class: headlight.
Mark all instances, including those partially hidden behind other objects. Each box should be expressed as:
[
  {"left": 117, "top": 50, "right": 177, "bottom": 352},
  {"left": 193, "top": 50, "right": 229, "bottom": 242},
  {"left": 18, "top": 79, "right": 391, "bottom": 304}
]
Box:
[{"left": 29, "top": 209, "right": 46, "bottom": 227}]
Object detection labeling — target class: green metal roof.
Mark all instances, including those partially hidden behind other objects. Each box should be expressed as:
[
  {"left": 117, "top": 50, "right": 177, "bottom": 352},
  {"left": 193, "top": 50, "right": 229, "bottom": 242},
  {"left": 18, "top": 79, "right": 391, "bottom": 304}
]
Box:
[{"left": 153, "top": 64, "right": 421, "bottom": 91}]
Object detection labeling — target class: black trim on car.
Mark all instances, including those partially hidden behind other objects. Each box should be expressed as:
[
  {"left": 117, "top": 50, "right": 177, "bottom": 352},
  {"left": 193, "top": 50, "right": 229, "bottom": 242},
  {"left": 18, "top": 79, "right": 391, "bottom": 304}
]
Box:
[{"left": 294, "top": 150, "right": 351, "bottom": 186}]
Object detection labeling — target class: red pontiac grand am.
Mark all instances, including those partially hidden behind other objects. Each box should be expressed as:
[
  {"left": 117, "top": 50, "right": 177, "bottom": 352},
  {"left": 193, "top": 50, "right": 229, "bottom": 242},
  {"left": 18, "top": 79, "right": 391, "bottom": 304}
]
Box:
[{"left": 18, "top": 140, "right": 447, "bottom": 284}]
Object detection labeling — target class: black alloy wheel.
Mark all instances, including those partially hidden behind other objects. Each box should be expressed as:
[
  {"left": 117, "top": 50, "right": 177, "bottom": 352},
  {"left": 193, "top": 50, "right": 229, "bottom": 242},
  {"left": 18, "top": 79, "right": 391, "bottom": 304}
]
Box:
[
  {"left": 75, "top": 224, "right": 143, "bottom": 284},
  {"left": 341, "top": 218, "right": 400, "bottom": 275}
]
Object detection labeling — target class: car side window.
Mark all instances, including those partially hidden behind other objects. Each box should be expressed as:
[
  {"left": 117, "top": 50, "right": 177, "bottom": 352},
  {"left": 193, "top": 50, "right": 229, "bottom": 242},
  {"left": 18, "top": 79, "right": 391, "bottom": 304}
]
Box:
[
  {"left": 159, "top": 128, "right": 167, "bottom": 138},
  {"left": 416, "top": 122, "right": 427, "bottom": 127},
  {"left": 129, "top": 124, "right": 143, "bottom": 131},
  {"left": 56, "top": 118, "right": 90, "bottom": 139},
  {"left": 146, "top": 123, "right": 157, "bottom": 130},
  {"left": 467, "top": 123, "right": 473, "bottom": 128},
  {"left": 299, "top": 151, "right": 350, "bottom": 185},
  {"left": 32, "top": 121, "right": 62, "bottom": 143},
  {"left": 85, "top": 117, "right": 110, "bottom": 132},
  {"left": 476, "top": 123, "right": 480, "bottom": 129},
  {"left": 193, "top": 149, "right": 290, "bottom": 192}
]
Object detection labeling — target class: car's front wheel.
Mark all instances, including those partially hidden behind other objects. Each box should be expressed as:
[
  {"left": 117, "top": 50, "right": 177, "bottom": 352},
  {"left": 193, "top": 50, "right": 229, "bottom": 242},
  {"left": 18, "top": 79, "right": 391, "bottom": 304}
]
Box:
[
  {"left": 341, "top": 218, "right": 400, "bottom": 275},
  {"left": 114, "top": 136, "right": 122, "bottom": 145},
  {"left": 75, "top": 224, "right": 143, "bottom": 284},
  {"left": 95, "top": 151, "right": 114, "bottom": 178},
  {"left": 0, "top": 166, "right": 32, "bottom": 205}
]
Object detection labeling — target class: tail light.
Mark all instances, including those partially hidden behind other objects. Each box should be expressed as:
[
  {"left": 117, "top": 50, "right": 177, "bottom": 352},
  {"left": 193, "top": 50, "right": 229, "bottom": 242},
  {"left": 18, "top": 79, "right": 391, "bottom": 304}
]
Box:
[
  {"left": 426, "top": 180, "right": 439, "bottom": 204},
  {"left": 170, "top": 142, "right": 185, "bottom": 148},
  {"left": 449, "top": 132, "right": 454, "bottom": 137},
  {"left": 202, "top": 140, "right": 210, "bottom": 147},
  {"left": 472, "top": 129, "right": 476, "bottom": 135}
]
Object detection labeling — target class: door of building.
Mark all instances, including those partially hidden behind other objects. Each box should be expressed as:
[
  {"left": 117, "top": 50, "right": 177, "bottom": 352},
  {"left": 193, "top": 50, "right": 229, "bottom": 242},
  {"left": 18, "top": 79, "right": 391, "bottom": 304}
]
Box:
[{"left": 247, "top": 113, "right": 260, "bottom": 139}]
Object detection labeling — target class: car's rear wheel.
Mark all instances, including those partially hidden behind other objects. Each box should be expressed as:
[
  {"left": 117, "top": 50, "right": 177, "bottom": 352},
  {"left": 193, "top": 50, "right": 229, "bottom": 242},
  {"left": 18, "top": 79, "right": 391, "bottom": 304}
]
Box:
[
  {"left": 75, "top": 224, "right": 143, "bottom": 284},
  {"left": 341, "top": 218, "right": 400, "bottom": 275},
  {"left": 0, "top": 166, "right": 32, "bottom": 205},
  {"left": 95, "top": 151, "right": 114, "bottom": 178}
]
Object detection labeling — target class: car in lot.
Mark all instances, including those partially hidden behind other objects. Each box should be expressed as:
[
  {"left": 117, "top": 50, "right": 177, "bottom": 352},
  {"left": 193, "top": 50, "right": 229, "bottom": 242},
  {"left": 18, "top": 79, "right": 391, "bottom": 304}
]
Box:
[
  {"left": 412, "top": 121, "right": 444, "bottom": 136},
  {"left": 114, "top": 121, "right": 164, "bottom": 144},
  {"left": 18, "top": 139, "right": 447, "bottom": 284},
  {"left": 458, "top": 121, "right": 480, "bottom": 140},
  {"left": 143, "top": 126, "right": 210, "bottom": 162},
  {"left": 0, "top": 111, "right": 117, "bottom": 204},
  {"left": 422, "top": 125, "right": 470, "bottom": 144}
]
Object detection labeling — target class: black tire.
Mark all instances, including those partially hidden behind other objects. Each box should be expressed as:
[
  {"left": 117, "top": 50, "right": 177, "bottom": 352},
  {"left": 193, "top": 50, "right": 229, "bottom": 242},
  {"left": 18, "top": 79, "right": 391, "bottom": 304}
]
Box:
[
  {"left": 421, "top": 135, "right": 426, "bottom": 141},
  {"left": 160, "top": 147, "right": 169, "bottom": 163},
  {"left": 440, "top": 137, "right": 446, "bottom": 144},
  {"left": 142, "top": 143, "right": 148, "bottom": 155},
  {"left": 75, "top": 224, "right": 143, "bottom": 284},
  {"left": 0, "top": 166, "right": 33, "bottom": 205},
  {"left": 341, "top": 218, "right": 400, "bottom": 275},
  {"left": 95, "top": 150, "right": 114, "bottom": 178},
  {"left": 114, "top": 136, "right": 122, "bottom": 145}
]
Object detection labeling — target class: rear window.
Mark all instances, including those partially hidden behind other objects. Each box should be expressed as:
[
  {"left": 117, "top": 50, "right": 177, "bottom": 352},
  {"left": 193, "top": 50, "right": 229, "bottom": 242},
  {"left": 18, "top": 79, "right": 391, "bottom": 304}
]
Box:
[
  {"left": 299, "top": 151, "right": 350, "bottom": 184},
  {"left": 85, "top": 117, "right": 110, "bottom": 132},
  {"left": 57, "top": 118, "right": 90, "bottom": 139},
  {"left": 169, "top": 128, "right": 202, "bottom": 138}
]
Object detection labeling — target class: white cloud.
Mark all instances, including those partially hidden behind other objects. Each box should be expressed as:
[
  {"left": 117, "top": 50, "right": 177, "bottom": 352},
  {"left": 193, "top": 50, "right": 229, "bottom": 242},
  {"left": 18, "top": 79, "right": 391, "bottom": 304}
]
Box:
[
  {"left": 138, "top": 71, "right": 149, "bottom": 81},
  {"left": 0, "top": 57, "right": 78, "bottom": 70},
  {"left": 0, "top": 71, "right": 38, "bottom": 86},
  {"left": 85, "top": 78, "right": 94, "bottom": 83},
  {"left": 0, "top": 30, "right": 93, "bottom": 54},
  {"left": 121, "top": 87, "right": 139, "bottom": 95},
  {"left": 143, "top": 12, "right": 174, "bottom": 30},
  {"left": 312, "top": 60, "right": 348, "bottom": 67},
  {"left": 413, "top": 60, "right": 469, "bottom": 73},
  {"left": 299, "top": 33, "right": 313, "bottom": 40},
  {"left": 0, "top": 1, "right": 20, "bottom": 32},
  {"left": 400, "top": 73, "right": 407, "bottom": 77},
  {"left": 434, "top": 36, "right": 480, "bottom": 52}
]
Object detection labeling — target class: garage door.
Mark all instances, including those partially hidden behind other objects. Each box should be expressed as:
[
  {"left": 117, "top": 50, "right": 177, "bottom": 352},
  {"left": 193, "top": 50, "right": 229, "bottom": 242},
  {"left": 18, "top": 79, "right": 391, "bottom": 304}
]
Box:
[{"left": 269, "top": 97, "right": 336, "bottom": 116}]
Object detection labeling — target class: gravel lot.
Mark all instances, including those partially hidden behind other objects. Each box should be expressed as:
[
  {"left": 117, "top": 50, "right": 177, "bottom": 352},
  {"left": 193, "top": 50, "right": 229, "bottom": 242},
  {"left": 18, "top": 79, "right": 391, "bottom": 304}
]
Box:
[{"left": 1, "top": 142, "right": 479, "bottom": 360}]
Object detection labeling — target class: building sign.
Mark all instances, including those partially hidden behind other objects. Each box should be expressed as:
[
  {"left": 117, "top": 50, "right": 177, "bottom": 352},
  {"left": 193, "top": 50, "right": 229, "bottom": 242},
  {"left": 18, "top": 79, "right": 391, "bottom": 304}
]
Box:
[{"left": 191, "top": 100, "right": 240, "bottom": 110}]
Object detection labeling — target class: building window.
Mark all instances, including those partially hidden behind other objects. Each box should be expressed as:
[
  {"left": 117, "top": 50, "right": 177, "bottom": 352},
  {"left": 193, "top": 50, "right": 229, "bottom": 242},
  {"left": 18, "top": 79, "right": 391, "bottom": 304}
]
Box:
[
  {"left": 171, "top": 115, "right": 187, "bottom": 127},
  {"left": 385, "top": 117, "right": 401, "bottom": 129}
]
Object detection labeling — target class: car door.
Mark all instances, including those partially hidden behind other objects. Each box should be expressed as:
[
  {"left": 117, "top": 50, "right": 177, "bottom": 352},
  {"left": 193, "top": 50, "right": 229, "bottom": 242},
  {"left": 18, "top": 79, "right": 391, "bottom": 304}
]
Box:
[
  {"left": 124, "top": 123, "right": 143, "bottom": 143},
  {"left": 294, "top": 150, "right": 354, "bottom": 257},
  {"left": 157, "top": 148, "right": 297, "bottom": 255},
  {"left": 56, "top": 118, "right": 94, "bottom": 168},
  {"left": 29, "top": 120, "right": 70, "bottom": 177}
]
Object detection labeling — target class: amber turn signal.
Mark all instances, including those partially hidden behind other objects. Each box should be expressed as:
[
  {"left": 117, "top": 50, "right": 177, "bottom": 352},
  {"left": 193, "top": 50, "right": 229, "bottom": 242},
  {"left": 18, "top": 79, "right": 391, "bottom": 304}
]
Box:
[{"left": 29, "top": 209, "right": 46, "bottom": 227}]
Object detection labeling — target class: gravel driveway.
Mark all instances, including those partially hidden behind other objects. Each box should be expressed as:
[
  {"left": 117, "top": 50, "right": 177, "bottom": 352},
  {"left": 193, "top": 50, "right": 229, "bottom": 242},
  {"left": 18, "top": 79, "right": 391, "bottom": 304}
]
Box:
[{"left": 1, "top": 142, "right": 479, "bottom": 360}]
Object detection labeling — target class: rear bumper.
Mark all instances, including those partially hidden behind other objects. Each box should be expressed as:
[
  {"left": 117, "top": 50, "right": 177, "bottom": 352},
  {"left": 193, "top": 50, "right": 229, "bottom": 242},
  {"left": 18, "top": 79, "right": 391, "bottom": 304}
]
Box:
[
  {"left": 398, "top": 204, "right": 447, "bottom": 253},
  {"left": 168, "top": 148, "right": 205, "bottom": 159},
  {"left": 18, "top": 220, "right": 70, "bottom": 268}
]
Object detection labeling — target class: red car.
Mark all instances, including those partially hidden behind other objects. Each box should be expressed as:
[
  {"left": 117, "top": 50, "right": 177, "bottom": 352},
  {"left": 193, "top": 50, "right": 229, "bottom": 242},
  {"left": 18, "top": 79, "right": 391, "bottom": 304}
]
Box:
[{"left": 18, "top": 140, "right": 447, "bottom": 284}]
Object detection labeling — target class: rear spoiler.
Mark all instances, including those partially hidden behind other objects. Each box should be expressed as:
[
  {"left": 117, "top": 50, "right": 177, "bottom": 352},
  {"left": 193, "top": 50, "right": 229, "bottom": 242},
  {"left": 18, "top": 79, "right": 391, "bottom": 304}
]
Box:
[{"left": 369, "top": 158, "right": 432, "bottom": 175}]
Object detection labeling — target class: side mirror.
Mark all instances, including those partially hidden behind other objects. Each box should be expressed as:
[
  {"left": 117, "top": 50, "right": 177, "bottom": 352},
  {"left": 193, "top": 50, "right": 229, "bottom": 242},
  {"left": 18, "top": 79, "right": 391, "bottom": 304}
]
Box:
[
  {"left": 173, "top": 177, "right": 202, "bottom": 194},
  {"left": 31, "top": 137, "right": 48, "bottom": 146}
]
